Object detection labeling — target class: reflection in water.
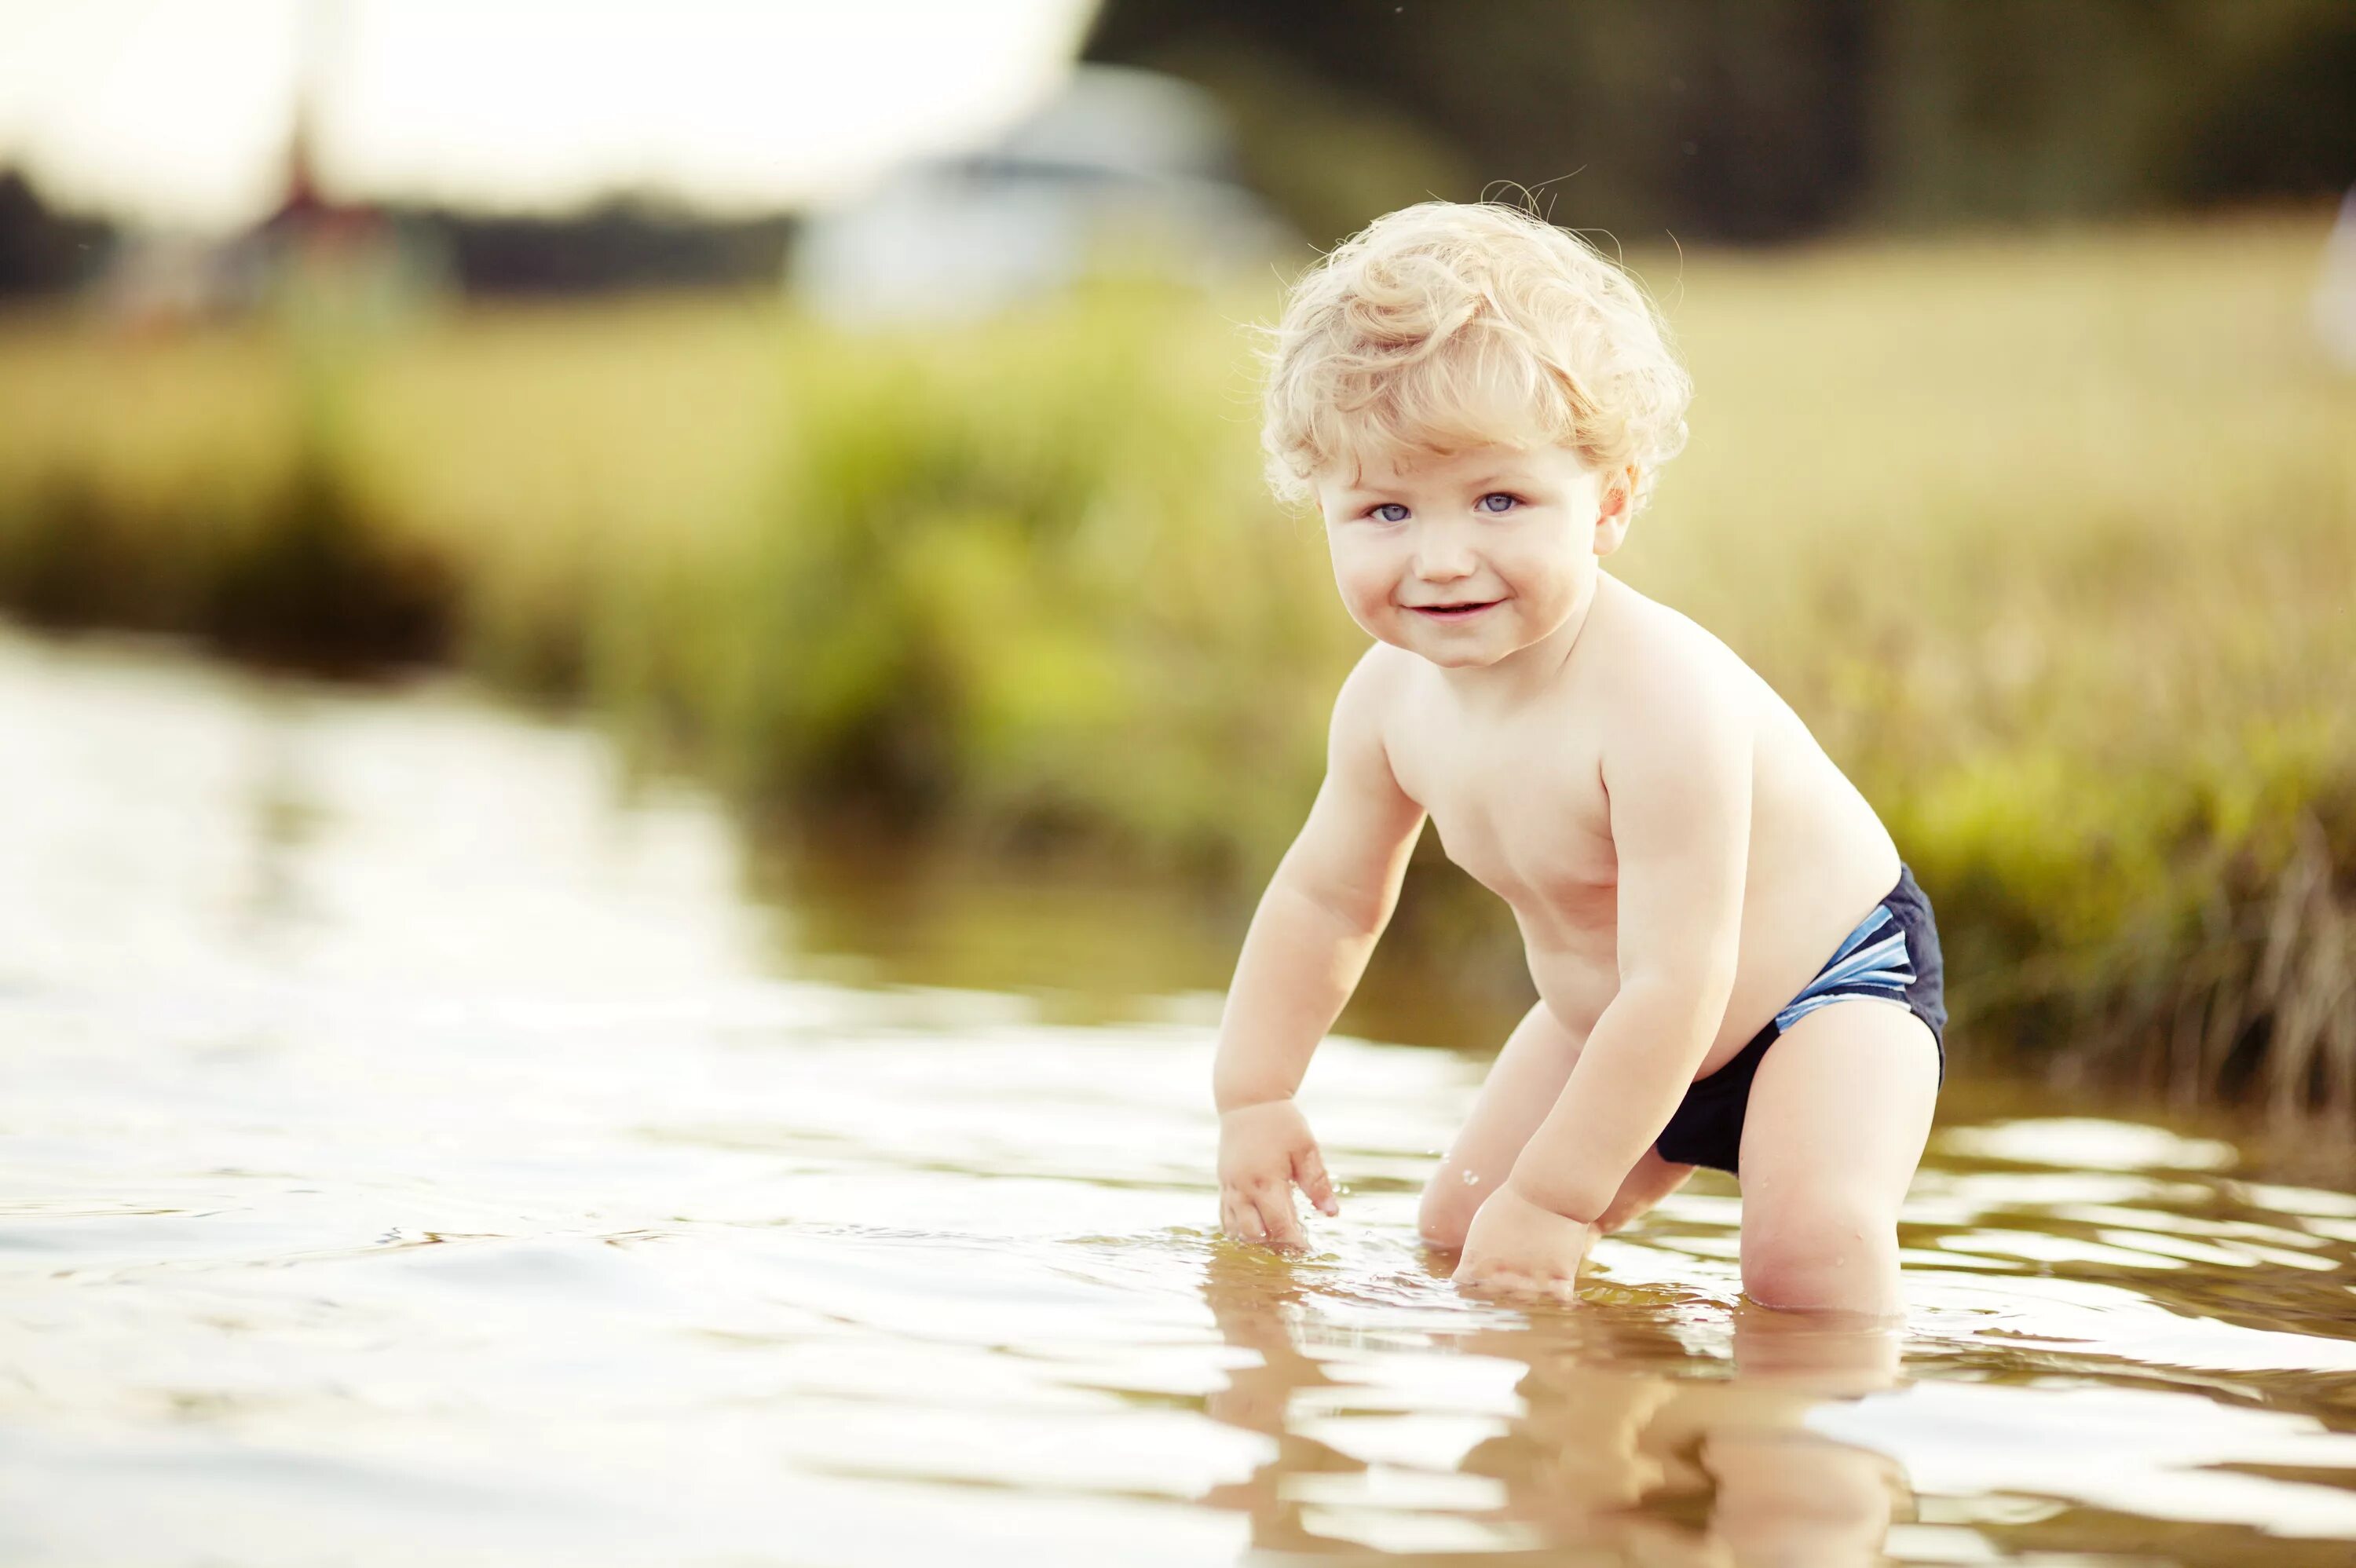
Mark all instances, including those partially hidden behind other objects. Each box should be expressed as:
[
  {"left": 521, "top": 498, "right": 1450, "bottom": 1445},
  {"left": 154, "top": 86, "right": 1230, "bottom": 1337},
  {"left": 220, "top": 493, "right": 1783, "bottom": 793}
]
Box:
[
  {"left": 1200, "top": 1250, "right": 1907, "bottom": 1563},
  {"left": 233, "top": 709, "right": 325, "bottom": 952},
  {"left": 5, "top": 628, "right": 2356, "bottom": 1567}
]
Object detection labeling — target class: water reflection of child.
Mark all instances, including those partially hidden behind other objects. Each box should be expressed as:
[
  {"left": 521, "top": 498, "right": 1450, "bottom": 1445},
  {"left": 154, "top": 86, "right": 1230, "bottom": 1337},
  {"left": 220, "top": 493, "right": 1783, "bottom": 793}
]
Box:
[
  {"left": 1196, "top": 1249, "right": 1908, "bottom": 1560},
  {"left": 1212, "top": 201, "right": 1948, "bottom": 1316}
]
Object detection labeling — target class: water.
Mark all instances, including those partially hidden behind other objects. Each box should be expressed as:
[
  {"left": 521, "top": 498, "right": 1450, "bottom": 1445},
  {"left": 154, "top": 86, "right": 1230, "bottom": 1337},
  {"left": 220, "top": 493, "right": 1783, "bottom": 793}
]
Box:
[{"left": 4, "top": 630, "right": 2355, "bottom": 1567}]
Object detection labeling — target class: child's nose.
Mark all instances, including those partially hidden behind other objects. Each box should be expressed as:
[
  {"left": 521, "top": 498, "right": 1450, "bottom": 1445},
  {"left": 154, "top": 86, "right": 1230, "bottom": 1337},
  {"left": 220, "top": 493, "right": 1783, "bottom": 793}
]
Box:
[{"left": 1413, "top": 528, "right": 1479, "bottom": 581}]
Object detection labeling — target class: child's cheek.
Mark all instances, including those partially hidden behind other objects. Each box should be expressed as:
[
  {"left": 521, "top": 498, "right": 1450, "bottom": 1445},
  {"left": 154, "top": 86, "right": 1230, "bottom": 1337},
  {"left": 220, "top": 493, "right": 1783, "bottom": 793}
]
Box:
[
  {"left": 1367, "top": 589, "right": 1414, "bottom": 645},
  {"left": 1330, "top": 557, "right": 1392, "bottom": 639},
  {"left": 1516, "top": 557, "right": 1578, "bottom": 623},
  {"left": 1343, "top": 587, "right": 1394, "bottom": 644}
]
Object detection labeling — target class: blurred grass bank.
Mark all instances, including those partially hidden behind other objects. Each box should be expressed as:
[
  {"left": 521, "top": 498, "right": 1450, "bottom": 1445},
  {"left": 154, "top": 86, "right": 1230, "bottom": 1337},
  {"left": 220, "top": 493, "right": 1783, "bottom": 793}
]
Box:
[{"left": 2, "top": 212, "right": 2351, "bottom": 1106}]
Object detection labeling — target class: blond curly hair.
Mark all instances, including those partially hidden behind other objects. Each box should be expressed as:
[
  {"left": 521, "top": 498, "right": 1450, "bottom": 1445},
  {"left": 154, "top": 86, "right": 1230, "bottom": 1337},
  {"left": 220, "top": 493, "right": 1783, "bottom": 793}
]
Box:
[{"left": 1257, "top": 201, "right": 1692, "bottom": 514}]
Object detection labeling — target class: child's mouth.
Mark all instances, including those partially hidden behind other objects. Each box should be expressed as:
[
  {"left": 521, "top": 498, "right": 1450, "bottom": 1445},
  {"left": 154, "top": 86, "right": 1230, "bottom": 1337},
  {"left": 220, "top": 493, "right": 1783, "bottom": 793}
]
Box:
[{"left": 1410, "top": 601, "right": 1500, "bottom": 620}]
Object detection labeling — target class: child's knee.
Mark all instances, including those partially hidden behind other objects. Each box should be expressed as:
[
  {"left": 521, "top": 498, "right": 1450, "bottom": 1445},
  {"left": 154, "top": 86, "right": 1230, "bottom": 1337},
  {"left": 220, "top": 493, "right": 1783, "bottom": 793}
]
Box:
[
  {"left": 1740, "top": 1191, "right": 1899, "bottom": 1312},
  {"left": 1417, "top": 1166, "right": 1490, "bottom": 1249}
]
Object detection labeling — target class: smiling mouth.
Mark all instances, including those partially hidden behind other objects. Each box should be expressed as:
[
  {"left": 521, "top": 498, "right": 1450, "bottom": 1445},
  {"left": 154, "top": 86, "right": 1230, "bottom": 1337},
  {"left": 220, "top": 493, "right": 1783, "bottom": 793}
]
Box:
[{"left": 1408, "top": 601, "right": 1500, "bottom": 620}]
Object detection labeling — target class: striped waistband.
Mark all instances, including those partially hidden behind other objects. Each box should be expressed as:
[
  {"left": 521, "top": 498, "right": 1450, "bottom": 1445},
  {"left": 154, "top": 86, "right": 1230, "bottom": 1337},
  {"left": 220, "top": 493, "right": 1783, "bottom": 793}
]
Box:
[{"left": 1772, "top": 902, "right": 1915, "bottom": 1034}]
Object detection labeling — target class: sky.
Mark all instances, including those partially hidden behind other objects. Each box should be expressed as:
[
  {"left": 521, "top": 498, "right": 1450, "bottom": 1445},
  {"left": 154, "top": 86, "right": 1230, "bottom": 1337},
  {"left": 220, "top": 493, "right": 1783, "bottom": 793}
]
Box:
[{"left": 0, "top": 0, "right": 1099, "bottom": 232}]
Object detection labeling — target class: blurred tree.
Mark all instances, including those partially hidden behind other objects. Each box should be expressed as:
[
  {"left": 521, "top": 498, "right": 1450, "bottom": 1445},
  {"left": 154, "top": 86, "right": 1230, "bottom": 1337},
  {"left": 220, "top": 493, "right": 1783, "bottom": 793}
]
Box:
[
  {"left": 0, "top": 173, "right": 114, "bottom": 296},
  {"left": 1130, "top": 31, "right": 1479, "bottom": 258},
  {"left": 1082, "top": 0, "right": 2356, "bottom": 244},
  {"left": 389, "top": 201, "right": 799, "bottom": 295},
  {"left": 2164, "top": 2, "right": 2356, "bottom": 203}
]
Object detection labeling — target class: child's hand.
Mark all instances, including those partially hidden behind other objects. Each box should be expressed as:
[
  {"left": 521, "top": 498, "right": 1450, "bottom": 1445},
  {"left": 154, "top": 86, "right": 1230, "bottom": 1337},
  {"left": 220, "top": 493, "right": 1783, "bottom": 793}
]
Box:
[
  {"left": 1217, "top": 1098, "right": 1340, "bottom": 1252},
  {"left": 1453, "top": 1182, "right": 1600, "bottom": 1303}
]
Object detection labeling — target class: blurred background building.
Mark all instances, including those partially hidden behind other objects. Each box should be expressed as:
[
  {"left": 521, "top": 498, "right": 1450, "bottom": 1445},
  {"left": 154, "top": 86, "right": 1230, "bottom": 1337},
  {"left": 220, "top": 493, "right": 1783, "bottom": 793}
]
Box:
[{"left": 789, "top": 64, "right": 1290, "bottom": 325}]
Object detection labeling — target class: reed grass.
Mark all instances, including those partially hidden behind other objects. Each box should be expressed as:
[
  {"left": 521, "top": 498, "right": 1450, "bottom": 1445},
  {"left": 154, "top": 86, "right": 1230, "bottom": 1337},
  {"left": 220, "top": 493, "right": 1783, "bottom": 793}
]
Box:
[{"left": 1, "top": 212, "right": 2350, "bottom": 1100}]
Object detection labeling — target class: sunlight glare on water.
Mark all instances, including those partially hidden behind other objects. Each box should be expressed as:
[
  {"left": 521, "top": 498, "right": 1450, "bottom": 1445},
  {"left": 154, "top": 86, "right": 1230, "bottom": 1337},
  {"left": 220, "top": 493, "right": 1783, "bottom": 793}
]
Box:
[{"left": 2, "top": 630, "right": 2354, "bottom": 1566}]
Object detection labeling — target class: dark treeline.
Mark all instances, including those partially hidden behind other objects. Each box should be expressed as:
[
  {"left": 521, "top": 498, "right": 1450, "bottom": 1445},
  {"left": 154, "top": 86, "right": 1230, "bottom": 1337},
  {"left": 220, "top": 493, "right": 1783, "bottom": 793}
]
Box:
[
  {"left": 0, "top": 174, "right": 796, "bottom": 301},
  {"left": 382, "top": 204, "right": 796, "bottom": 296},
  {"left": 0, "top": 174, "right": 112, "bottom": 295},
  {"left": 1082, "top": 0, "right": 2356, "bottom": 244}
]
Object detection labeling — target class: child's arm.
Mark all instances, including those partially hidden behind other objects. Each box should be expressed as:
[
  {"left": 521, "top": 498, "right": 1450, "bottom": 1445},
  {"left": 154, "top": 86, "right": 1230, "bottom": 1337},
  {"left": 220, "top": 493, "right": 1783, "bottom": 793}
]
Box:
[
  {"left": 1215, "top": 652, "right": 1426, "bottom": 1249},
  {"left": 1503, "top": 652, "right": 1753, "bottom": 1226}
]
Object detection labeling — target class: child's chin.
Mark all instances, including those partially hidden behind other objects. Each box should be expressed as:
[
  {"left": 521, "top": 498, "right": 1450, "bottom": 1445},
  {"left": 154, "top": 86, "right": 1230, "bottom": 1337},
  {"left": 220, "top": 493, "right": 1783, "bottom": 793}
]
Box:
[{"left": 1402, "top": 634, "right": 1512, "bottom": 669}]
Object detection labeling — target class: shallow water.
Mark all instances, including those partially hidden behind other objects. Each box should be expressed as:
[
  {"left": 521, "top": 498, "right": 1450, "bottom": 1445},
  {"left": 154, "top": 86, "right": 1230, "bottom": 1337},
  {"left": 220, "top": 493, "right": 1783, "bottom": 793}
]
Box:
[{"left": 4, "top": 630, "right": 2355, "bottom": 1567}]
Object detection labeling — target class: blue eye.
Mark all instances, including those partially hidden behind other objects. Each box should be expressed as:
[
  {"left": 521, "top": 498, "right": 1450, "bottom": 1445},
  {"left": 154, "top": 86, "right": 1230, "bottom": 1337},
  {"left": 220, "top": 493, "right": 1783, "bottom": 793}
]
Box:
[
  {"left": 1478, "top": 492, "right": 1520, "bottom": 514},
  {"left": 1369, "top": 503, "right": 1410, "bottom": 523}
]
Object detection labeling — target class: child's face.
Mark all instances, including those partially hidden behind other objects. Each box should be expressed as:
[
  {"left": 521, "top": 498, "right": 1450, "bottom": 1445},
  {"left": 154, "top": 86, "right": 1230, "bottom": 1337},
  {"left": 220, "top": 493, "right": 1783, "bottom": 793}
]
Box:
[{"left": 1313, "top": 442, "right": 1631, "bottom": 671}]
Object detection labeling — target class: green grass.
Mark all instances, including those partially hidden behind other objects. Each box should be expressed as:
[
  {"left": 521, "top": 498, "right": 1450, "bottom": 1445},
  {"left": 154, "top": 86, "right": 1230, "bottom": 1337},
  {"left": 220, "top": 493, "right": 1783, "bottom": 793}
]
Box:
[{"left": 2, "top": 210, "right": 2351, "bottom": 1101}]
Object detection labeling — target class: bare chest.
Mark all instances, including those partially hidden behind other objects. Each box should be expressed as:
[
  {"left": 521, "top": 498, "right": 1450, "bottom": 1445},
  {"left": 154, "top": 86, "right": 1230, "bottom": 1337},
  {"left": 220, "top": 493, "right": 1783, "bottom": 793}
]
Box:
[{"left": 1389, "top": 723, "right": 1618, "bottom": 927}]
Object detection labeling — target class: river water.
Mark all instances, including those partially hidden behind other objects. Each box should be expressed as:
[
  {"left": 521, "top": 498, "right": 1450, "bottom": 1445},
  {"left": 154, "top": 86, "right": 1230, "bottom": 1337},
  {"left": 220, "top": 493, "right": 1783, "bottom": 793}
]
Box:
[{"left": 3, "top": 628, "right": 2354, "bottom": 1566}]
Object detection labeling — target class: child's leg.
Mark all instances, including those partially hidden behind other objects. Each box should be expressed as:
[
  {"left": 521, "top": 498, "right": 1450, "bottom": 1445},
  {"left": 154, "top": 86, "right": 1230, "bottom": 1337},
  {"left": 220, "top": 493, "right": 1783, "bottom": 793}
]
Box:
[
  {"left": 1734, "top": 1000, "right": 1939, "bottom": 1315},
  {"left": 1596, "top": 1147, "right": 1699, "bottom": 1234},
  {"left": 1419, "top": 1000, "right": 1694, "bottom": 1249}
]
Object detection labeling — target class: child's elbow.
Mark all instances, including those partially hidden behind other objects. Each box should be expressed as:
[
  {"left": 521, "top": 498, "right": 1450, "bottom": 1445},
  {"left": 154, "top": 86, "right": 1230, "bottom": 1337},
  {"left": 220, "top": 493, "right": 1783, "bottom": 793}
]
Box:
[{"left": 1622, "top": 955, "right": 1738, "bottom": 1036}]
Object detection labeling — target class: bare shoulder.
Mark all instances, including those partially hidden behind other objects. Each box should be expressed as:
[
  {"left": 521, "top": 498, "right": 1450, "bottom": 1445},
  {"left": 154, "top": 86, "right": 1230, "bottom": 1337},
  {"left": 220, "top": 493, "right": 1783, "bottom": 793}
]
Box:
[
  {"left": 1329, "top": 641, "right": 1415, "bottom": 749},
  {"left": 1588, "top": 579, "right": 1763, "bottom": 755},
  {"left": 1294, "top": 643, "right": 1425, "bottom": 879}
]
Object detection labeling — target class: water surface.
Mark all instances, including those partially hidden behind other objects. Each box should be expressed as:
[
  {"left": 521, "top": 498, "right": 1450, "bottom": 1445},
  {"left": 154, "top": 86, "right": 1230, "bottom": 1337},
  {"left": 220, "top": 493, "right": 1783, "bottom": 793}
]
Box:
[{"left": 3, "top": 630, "right": 2354, "bottom": 1566}]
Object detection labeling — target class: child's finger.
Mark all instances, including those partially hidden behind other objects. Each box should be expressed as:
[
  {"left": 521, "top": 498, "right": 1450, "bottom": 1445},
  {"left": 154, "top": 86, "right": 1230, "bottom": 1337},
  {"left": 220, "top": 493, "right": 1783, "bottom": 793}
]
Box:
[
  {"left": 1229, "top": 1193, "right": 1269, "bottom": 1244},
  {"left": 1222, "top": 1192, "right": 1267, "bottom": 1244},
  {"left": 1254, "top": 1186, "right": 1304, "bottom": 1250},
  {"left": 1292, "top": 1146, "right": 1340, "bottom": 1215}
]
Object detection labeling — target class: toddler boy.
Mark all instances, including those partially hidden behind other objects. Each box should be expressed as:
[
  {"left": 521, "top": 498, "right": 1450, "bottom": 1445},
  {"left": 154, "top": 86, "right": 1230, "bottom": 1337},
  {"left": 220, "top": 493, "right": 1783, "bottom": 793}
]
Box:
[{"left": 1211, "top": 202, "right": 1945, "bottom": 1316}]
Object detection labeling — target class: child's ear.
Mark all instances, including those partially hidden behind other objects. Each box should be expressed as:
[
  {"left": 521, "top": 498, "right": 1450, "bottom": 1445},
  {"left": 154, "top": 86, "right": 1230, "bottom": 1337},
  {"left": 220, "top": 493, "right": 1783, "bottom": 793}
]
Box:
[{"left": 1593, "top": 465, "right": 1639, "bottom": 555}]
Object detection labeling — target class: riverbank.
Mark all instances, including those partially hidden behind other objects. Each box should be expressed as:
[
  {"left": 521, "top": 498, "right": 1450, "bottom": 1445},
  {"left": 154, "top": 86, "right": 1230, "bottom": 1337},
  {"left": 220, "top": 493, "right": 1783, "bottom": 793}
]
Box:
[{"left": 2, "top": 210, "right": 2351, "bottom": 1099}]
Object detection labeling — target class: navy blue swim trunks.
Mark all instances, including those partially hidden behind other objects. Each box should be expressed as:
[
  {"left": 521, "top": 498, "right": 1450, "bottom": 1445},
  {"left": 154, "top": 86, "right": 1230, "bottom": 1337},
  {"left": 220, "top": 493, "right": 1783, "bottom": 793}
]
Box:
[{"left": 1652, "top": 864, "right": 1946, "bottom": 1177}]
